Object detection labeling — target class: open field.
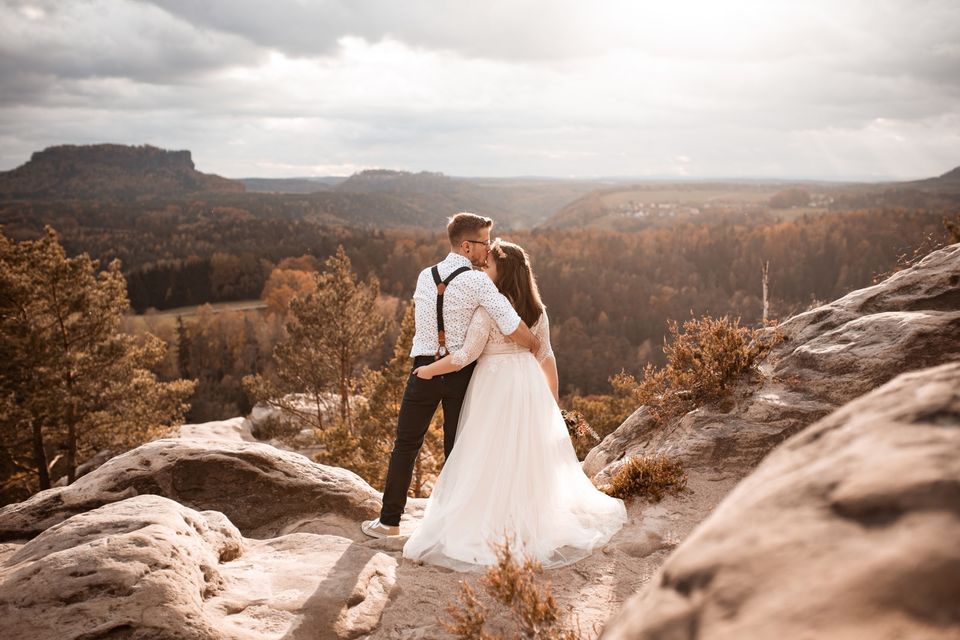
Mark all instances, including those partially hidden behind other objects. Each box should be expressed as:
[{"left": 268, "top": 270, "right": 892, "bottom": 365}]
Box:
[
  {"left": 121, "top": 300, "right": 269, "bottom": 337},
  {"left": 145, "top": 299, "right": 268, "bottom": 318},
  {"left": 595, "top": 184, "right": 817, "bottom": 208}
]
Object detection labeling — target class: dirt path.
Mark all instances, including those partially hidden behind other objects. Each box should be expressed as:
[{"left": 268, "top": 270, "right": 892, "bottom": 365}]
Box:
[{"left": 361, "top": 470, "right": 740, "bottom": 639}]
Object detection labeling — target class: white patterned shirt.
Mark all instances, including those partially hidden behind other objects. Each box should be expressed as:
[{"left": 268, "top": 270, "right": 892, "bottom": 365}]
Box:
[{"left": 410, "top": 253, "right": 522, "bottom": 358}]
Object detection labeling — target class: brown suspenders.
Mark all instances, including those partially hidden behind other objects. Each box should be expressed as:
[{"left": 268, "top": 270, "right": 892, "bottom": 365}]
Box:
[{"left": 431, "top": 264, "right": 472, "bottom": 359}]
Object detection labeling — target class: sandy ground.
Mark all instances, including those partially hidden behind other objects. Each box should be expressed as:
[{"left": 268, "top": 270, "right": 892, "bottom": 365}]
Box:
[{"left": 359, "top": 470, "right": 740, "bottom": 639}]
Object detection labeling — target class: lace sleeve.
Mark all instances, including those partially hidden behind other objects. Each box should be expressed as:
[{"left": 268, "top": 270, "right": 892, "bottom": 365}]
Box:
[
  {"left": 451, "top": 308, "right": 492, "bottom": 367},
  {"left": 533, "top": 310, "right": 554, "bottom": 363}
]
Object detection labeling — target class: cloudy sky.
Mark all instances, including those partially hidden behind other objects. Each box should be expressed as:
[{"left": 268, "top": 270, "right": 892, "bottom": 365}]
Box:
[{"left": 1, "top": 0, "right": 957, "bottom": 180}]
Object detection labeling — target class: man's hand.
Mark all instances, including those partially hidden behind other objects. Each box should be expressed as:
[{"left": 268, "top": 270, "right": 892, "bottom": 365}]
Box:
[
  {"left": 507, "top": 321, "right": 539, "bottom": 354},
  {"left": 412, "top": 366, "right": 435, "bottom": 380}
]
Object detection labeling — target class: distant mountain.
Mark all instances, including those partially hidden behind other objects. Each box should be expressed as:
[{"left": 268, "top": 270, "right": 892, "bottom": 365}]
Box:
[
  {"left": 899, "top": 165, "right": 960, "bottom": 193},
  {"left": 240, "top": 177, "right": 343, "bottom": 194},
  {"left": 0, "top": 144, "right": 244, "bottom": 199},
  {"left": 0, "top": 147, "right": 602, "bottom": 229},
  {"left": 941, "top": 166, "right": 960, "bottom": 182},
  {"left": 335, "top": 169, "right": 455, "bottom": 194},
  {"left": 331, "top": 169, "right": 600, "bottom": 229}
]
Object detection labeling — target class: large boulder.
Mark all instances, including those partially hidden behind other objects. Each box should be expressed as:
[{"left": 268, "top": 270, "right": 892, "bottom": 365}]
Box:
[
  {"left": 585, "top": 242, "right": 960, "bottom": 480},
  {"left": 771, "top": 242, "right": 960, "bottom": 405},
  {"left": 601, "top": 361, "right": 960, "bottom": 639},
  {"left": 0, "top": 494, "right": 398, "bottom": 640},
  {"left": 0, "top": 438, "right": 381, "bottom": 541}
]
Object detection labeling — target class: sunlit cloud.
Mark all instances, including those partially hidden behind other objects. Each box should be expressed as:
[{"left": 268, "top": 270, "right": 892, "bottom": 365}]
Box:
[{"left": 0, "top": 0, "right": 957, "bottom": 179}]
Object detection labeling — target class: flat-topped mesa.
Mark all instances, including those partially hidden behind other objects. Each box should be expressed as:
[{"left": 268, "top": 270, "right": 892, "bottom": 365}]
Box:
[
  {"left": 28, "top": 144, "right": 195, "bottom": 171},
  {"left": 0, "top": 143, "right": 244, "bottom": 199}
]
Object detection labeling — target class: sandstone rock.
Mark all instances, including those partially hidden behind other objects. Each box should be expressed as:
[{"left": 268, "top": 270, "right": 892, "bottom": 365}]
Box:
[
  {"left": 601, "top": 362, "right": 960, "bottom": 640},
  {"left": 587, "top": 242, "right": 960, "bottom": 480},
  {"left": 771, "top": 242, "right": 960, "bottom": 404},
  {"left": 0, "top": 494, "right": 398, "bottom": 640},
  {"left": 582, "top": 406, "right": 654, "bottom": 478},
  {"left": 0, "top": 494, "right": 243, "bottom": 640},
  {"left": 591, "top": 384, "right": 836, "bottom": 483},
  {"left": 0, "top": 438, "right": 381, "bottom": 541},
  {"left": 210, "top": 533, "right": 398, "bottom": 640},
  {"left": 178, "top": 417, "right": 256, "bottom": 442}
]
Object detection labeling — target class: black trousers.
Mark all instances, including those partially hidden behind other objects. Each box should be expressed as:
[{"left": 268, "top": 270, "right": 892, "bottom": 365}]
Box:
[{"left": 379, "top": 355, "right": 477, "bottom": 526}]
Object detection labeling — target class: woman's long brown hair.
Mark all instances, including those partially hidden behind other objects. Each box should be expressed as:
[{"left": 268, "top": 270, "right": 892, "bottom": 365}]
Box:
[{"left": 489, "top": 239, "right": 544, "bottom": 328}]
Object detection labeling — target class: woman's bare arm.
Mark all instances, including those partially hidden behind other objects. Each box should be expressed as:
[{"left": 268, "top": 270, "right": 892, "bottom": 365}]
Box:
[{"left": 540, "top": 355, "right": 560, "bottom": 404}]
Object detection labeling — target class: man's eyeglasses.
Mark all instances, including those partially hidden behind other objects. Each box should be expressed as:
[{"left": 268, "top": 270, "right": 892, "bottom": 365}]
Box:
[{"left": 465, "top": 239, "right": 492, "bottom": 247}]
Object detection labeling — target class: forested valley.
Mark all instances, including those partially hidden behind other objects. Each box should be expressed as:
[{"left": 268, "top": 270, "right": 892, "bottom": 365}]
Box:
[
  {"left": 2, "top": 145, "right": 958, "bottom": 503},
  {"left": 5, "top": 197, "right": 955, "bottom": 406}
]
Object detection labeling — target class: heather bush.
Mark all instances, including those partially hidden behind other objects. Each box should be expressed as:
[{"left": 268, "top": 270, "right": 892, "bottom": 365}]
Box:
[
  {"left": 601, "top": 455, "right": 688, "bottom": 501},
  {"left": 945, "top": 213, "right": 960, "bottom": 244},
  {"left": 624, "top": 315, "right": 780, "bottom": 425}
]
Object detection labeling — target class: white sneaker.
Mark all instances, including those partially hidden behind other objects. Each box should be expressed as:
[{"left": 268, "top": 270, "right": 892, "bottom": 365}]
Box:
[{"left": 361, "top": 518, "right": 400, "bottom": 539}]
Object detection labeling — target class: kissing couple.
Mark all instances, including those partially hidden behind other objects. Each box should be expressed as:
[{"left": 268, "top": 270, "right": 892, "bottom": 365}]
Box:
[{"left": 362, "top": 212, "right": 627, "bottom": 570}]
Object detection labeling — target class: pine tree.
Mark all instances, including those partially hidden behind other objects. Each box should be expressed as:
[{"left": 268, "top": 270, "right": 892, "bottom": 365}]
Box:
[
  {"left": 244, "top": 245, "right": 386, "bottom": 433},
  {"left": 0, "top": 225, "right": 197, "bottom": 497},
  {"left": 315, "top": 303, "right": 445, "bottom": 495},
  {"left": 319, "top": 304, "right": 415, "bottom": 488}
]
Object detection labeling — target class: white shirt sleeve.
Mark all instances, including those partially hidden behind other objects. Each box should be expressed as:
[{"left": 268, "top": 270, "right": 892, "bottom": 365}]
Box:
[
  {"left": 451, "top": 309, "right": 493, "bottom": 367},
  {"left": 473, "top": 274, "right": 522, "bottom": 335}
]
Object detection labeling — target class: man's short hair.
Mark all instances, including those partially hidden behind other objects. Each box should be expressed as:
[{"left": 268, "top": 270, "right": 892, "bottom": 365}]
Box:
[{"left": 447, "top": 212, "right": 493, "bottom": 247}]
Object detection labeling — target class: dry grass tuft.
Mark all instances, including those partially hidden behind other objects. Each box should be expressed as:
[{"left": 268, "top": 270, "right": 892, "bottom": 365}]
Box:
[
  {"left": 441, "top": 537, "right": 583, "bottom": 640},
  {"left": 945, "top": 213, "right": 960, "bottom": 244},
  {"left": 625, "top": 315, "right": 781, "bottom": 426},
  {"left": 601, "top": 455, "right": 688, "bottom": 501}
]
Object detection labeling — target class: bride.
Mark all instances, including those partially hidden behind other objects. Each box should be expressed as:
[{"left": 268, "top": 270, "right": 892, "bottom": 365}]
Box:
[{"left": 402, "top": 239, "right": 628, "bottom": 571}]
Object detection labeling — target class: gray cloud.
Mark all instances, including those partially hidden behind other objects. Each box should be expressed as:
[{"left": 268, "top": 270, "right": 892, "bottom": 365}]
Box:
[
  {"left": 0, "top": 0, "right": 262, "bottom": 88},
  {"left": 142, "top": 0, "right": 607, "bottom": 62},
  {"left": 0, "top": 0, "right": 958, "bottom": 179}
]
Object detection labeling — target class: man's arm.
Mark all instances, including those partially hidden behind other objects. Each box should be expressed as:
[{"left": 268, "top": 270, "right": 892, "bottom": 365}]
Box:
[
  {"left": 473, "top": 274, "right": 540, "bottom": 353},
  {"left": 507, "top": 320, "right": 540, "bottom": 354}
]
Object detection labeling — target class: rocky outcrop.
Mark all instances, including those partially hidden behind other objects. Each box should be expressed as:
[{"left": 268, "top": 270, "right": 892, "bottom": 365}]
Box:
[
  {"left": 1, "top": 244, "right": 957, "bottom": 639},
  {"left": 0, "top": 437, "right": 381, "bottom": 541},
  {"left": 585, "top": 242, "right": 960, "bottom": 482},
  {"left": 0, "top": 494, "right": 398, "bottom": 640},
  {"left": 601, "top": 361, "right": 960, "bottom": 640},
  {"left": 770, "top": 243, "right": 960, "bottom": 403}
]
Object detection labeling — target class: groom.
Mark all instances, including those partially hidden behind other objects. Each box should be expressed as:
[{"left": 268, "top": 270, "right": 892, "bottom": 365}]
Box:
[{"left": 362, "top": 212, "right": 540, "bottom": 538}]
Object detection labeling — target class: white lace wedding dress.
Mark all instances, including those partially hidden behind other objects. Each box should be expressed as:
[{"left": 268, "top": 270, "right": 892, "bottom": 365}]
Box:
[{"left": 402, "top": 308, "right": 628, "bottom": 571}]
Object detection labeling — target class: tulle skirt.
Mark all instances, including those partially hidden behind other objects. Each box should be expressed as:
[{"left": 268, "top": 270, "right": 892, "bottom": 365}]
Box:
[{"left": 402, "top": 350, "right": 628, "bottom": 571}]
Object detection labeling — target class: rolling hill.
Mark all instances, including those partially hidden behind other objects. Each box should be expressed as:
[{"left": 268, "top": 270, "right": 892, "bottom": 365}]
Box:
[{"left": 0, "top": 146, "right": 600, "bottom": 229}]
